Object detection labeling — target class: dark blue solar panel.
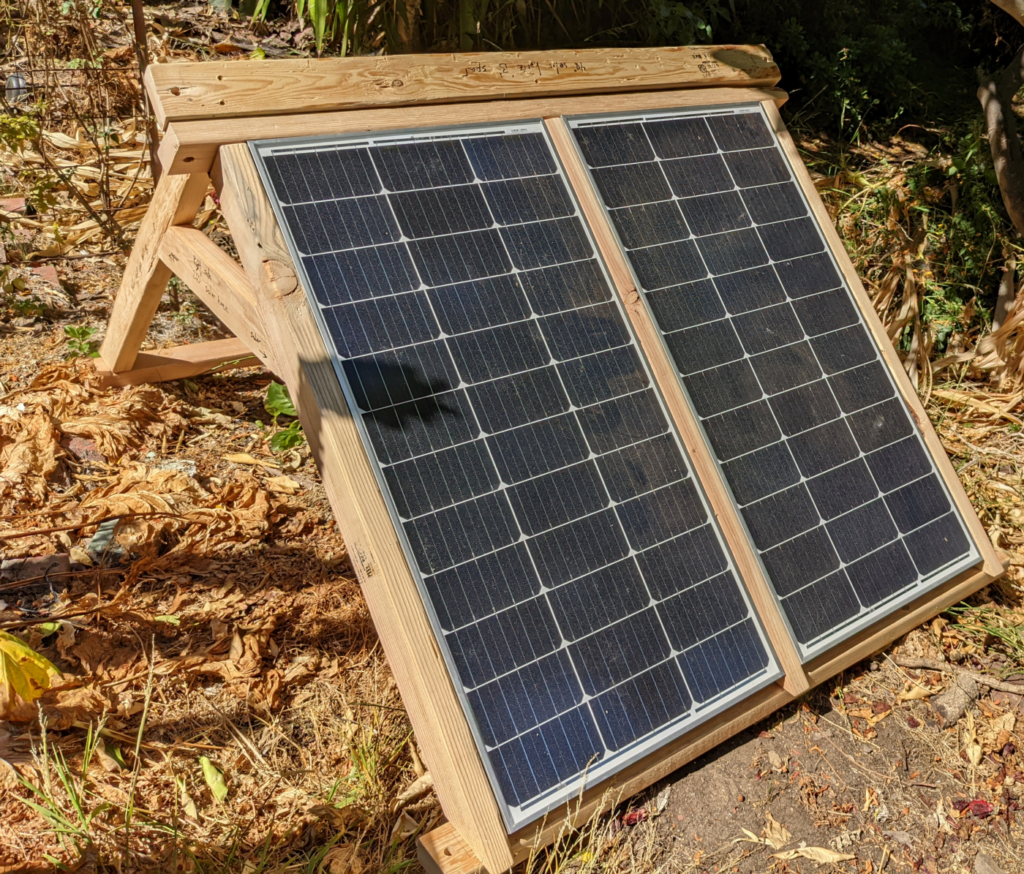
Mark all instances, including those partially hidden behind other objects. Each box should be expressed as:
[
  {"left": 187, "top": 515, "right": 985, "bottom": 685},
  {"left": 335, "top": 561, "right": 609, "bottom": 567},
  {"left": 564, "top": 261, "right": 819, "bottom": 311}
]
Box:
[
  {"left": 569, "top": 107, "right": 977, "bottom": 659},
  {"left": 254, "top": 124, "right": 777, "bottom": 830}
]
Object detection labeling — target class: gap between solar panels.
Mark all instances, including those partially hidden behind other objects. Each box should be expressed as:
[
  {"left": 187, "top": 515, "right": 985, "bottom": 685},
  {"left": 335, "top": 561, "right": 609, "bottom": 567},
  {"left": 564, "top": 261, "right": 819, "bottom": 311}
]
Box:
[{"left": 95, "top": 47, "right": 1008, "bottom": 874}]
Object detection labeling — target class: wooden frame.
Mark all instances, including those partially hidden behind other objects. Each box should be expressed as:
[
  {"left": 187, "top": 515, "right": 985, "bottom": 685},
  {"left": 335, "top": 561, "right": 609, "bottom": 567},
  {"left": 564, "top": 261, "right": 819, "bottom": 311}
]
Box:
[{"left": 98, "top": 48, "right": 1007, "bottom": 874}]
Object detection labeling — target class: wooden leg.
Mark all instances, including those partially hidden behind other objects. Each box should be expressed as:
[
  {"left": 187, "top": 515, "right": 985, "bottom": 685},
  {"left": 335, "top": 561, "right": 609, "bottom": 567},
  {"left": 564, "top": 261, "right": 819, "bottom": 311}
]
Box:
[
  {"left": 417, "top": 824, "right": 488, "bottom": 874},
  {"left": 93, "top": 337, "right": 258, "bottom": 387},
  {"left": 99, "top": 172, "right": 211, "bottom": 372}
]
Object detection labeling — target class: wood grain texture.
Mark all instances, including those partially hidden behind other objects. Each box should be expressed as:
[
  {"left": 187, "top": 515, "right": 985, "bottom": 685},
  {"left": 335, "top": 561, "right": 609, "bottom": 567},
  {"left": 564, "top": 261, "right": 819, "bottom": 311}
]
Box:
[
  {"left": 216, "top": 144, "right": 513, "bottom": 874},
  {"left": 545, "top": 116, "right": 810, "bottom": 697},
  {"left": 417, "top": 823, "right": 487, "bottom": 874},
  {"left": 147, "top": 46, "right": 780, "bottom": 129},
  {"left": 98, "top": 171, "right": 210, "bottom": 372},
  {"left": 159, "top": 86, "right": 788, "bottom": 175},
  {"left": 157, "top": 226, "right": 273, "bottom": 370},
  {"left": 762, "top": 100, "right": 1004, "bottom": 580},
  {"left": 93, "top": 337, "right": 257, "bottom": 387}
]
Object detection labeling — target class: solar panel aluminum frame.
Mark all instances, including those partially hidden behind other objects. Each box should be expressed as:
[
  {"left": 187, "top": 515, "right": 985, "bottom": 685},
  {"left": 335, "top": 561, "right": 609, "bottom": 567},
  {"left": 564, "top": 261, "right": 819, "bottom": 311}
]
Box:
[
  {"left": 248, "top": 119, "right": 783, "bottom": 834},
  {"left": 560, "top": 101, "right": 994, "bottom": 662}
]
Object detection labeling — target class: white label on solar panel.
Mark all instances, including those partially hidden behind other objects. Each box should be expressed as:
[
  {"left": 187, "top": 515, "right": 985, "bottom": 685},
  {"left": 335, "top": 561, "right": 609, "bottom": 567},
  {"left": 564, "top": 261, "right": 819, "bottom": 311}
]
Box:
[
  {"left": 249, "top": 121, "right": 781, "bottom": 831},
  {"left": 565, "top": 105, "right": 981, "bottom": 662}
]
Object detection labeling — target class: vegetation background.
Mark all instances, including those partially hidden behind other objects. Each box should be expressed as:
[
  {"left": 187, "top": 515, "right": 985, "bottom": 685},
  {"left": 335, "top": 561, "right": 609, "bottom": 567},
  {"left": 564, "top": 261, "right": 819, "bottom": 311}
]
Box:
[{"left": 3, "top": 1, "right": 1024, "bottom": 872}]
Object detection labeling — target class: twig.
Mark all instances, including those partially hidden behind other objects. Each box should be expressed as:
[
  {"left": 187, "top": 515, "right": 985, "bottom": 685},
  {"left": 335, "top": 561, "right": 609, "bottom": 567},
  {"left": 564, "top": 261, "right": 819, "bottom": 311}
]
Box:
[
  {"left": 0, "top": 510, "right": 183, "bottom": 541},
  {"left": 0, "top": 599, "right": 119, "bottom": 631},
  {"left": 891, "top": 656, "right": 1024, "bottom": 695}
]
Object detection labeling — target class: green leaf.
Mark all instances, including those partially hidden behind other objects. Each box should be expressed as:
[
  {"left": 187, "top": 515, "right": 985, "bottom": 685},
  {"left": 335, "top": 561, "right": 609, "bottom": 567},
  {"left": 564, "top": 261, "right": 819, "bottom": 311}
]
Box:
[
  {"left": 103, "top": 741, "right": 128, "bottom": 770},
  {"left": 200, "top": 756, "right": 228, "bottom": 803},
  {"left": 264, "top": 381, "right": 297, "bottom": 419},
  {"left": 35, "top": 621, "right": 61, "bottom": 637},
  {"left": 269, "top": 421, "right": 305, "bottom": 453},
  {"left": 154, "top": 615, "right": 180, "bottom": 626}
]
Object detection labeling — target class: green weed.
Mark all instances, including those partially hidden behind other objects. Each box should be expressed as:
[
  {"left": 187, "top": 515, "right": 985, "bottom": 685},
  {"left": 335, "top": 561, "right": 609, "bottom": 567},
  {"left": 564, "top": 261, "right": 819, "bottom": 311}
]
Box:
[
  {"left": 64, "top": 324, "right": 100, "bottom": 358},
  {"left": 264, "top": 381, "right": 306, "bottom": 453}
]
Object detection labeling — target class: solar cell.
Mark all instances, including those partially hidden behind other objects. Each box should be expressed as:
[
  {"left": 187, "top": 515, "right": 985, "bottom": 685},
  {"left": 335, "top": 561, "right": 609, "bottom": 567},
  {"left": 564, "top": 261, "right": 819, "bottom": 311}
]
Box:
[
  {"left": 567, "top": 106, "right": 980, "bottom": 660},
  {"left": 251, "top": 123, "right": 780, "bottom": 831}
]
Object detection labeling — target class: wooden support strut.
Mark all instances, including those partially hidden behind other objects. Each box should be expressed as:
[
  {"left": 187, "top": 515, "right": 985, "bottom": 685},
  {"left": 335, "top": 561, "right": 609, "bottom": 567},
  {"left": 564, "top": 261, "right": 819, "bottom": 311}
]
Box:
[
  {"left": 545, "top": 116, "right": 811, "bottom": 696},
  {"left": 98, "top": 171, "right": 211, "bottom": 373},
  {"left": 158, "top": 86, "right": 788, "bottom": 176},
  {"left": 146, "top": 45, "right": 780, "bottom": 129}
]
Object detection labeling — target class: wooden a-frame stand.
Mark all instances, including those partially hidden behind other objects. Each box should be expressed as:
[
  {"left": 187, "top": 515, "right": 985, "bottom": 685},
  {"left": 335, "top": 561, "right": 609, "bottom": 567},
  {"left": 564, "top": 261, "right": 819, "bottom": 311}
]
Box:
[{"left": 97, "top": 47, "right": 1008, "bottom": 874}]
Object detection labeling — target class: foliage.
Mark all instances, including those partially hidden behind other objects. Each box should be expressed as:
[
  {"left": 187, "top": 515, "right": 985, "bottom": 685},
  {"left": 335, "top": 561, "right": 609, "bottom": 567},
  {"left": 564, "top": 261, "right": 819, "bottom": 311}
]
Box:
[
  {"left": 264, "top": 381, "right": 297, "bottom": 419},
  {"left": 248, "top": 0, "right": 734, "bottom": 55},
  {"left": 264, "top": 381, "right": 306, "bottom": 452},
  {"left": 64, "top": 325, "right": 100, "bottom": 359}
]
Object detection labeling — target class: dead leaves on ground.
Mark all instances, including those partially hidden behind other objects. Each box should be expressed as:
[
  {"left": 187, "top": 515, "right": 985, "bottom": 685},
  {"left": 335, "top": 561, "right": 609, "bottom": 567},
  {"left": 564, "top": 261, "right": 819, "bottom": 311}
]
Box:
[{"left": 0, "top": 362, "right": 305, "bottom": 559}]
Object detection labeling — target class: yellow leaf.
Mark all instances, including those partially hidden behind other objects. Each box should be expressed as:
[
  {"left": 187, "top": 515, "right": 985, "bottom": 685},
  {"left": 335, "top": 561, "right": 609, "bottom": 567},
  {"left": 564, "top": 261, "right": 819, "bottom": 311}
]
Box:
[
  {"left": 200, "top": 756, "right": 228, "bottom": 803},
  {"left": 0, "top": 630, "right": 61, "bottom": 723}
]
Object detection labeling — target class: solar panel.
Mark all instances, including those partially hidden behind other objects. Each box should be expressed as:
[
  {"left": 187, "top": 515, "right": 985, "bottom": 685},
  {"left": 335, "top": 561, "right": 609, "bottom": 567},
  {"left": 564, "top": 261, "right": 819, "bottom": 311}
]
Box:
[
  {"left": 566, "top": 106, "right": 981, "bottom": 660},
  {"left": 250, "top": 122, "right": 780, "bottom": 831}
]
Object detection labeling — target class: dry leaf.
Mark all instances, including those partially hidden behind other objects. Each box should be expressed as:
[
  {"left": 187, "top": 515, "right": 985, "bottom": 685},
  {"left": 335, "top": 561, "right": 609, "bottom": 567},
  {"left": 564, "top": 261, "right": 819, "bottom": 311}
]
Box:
[
  {"left": 265, "top": 475, "right": 300, "bottom": 494},
  {"left": 223, "top": 453, "right": 275, "bottom": 469},
  {"left": 773, "top": 847, "right": 856, "bottom": 864},
  {"left": 325, "top": 844, "right": 364, "bottom": 874},
  {"left": 40, "top": 684, "right": 111, "bottom": 729},
  {"left": 392, "top": 771, "right": 433, "bottom": 811},
  {"left": 0, "top": 630, "right": 60, "bottom": 722},
  {"left": 391, "top": 810, "right": 419, "bottom": 842},
  {"left": 965, "top": 712, "right": 983, "bottom": 767},
  {"left": 177, "top": 776, "right": 199, "bottom": 820},
  {"left": 764, "top": 812, "right": 792, "bottom": 849},
  {"left": 0, "top": 409, "right": 62, "bottom": 503},
  {"left": 900, "top": 685, "right": 934, "bottom": 702},
  {"left": 69, "top": 546, "right": 93, "bottom": 566}
]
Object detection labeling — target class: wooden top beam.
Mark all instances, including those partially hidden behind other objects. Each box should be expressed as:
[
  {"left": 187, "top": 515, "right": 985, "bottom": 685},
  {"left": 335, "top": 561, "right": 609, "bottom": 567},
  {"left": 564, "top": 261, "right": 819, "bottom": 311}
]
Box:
[{"left": 146, "top": 45, "right": 780, "bottom": 129}]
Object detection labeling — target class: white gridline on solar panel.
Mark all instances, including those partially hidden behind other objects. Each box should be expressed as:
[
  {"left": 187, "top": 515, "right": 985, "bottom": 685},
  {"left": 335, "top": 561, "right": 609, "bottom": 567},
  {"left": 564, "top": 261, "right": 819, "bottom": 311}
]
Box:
[
  {"left": 565, "top": 107, "right": 979, "bottom": 657},
  {"left": 465, "top": 612, "right": 765, "bottom": 754},
  {"left": 579, "top": 130, "right": 977, "bottom": 645},
  {"left": 274, "top": 166, "right": 564, "bottom": 207},
  {"left": 253, "top": 127, "right": 781, "bottom": 818}
]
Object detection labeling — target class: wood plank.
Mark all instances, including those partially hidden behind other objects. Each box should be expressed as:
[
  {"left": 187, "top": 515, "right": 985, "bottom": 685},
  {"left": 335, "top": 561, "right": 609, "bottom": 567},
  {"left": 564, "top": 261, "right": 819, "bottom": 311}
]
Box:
[
  {"left": 98, "top": 171, "right": 210, "bottom": 372},
  {"left": 147, "top": 46, "right": 780, "bottom": 129},
  {"left": 160, "top": 86, "right": 788, "bottom": 175},
  {"left": 216, "top": 143, "right": 514, "bottom": 874},
  {"left": 93, "top": 337, "right": 258, "bottom": 387},
  {"left": 157, "top": 225, "right": 274, "bottom": 371},
  {"left": 545, "top": 115, "right": 810, "bottom": 697},
  {"left": 762, "top": 100, "right": 1005, "bottom": 580},
  {"left": 417, "top": 823, "right": 486, "bottom": 874}
]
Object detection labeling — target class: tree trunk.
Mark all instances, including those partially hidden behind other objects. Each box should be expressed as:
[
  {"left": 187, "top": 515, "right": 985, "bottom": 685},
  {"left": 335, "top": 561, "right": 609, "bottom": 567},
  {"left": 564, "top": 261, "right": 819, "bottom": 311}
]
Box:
[{"left": 979, "top": 44, "right": 1024, "bottom": 237}]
